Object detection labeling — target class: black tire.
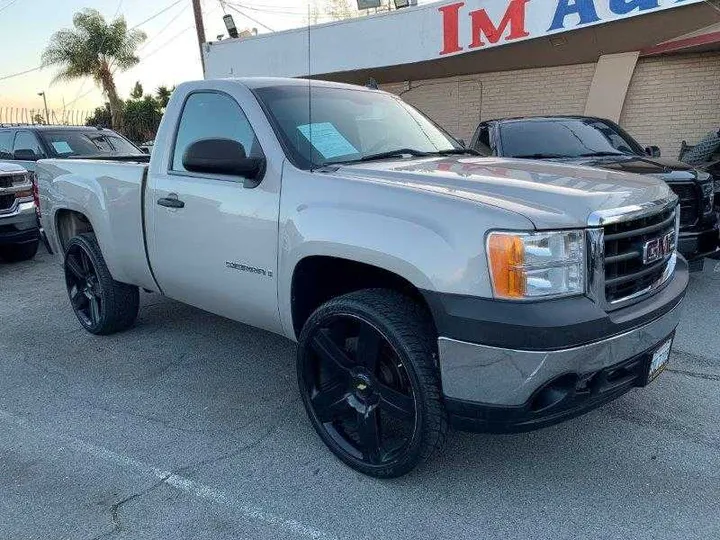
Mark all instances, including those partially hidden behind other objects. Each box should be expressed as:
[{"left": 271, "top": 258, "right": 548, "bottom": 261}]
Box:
[
  {"left": 64, "top": 233, "right": 139, "bottom": 335},
  {"left": 297, "top": 289, "right": 447, "bottom": 478},
  {"left": 1, "top": 239, "right": 39, "bottom": 262}
]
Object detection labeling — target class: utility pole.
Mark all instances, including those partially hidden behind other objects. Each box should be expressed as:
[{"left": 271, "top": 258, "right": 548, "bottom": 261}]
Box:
[
  {"left": 192, "top": 0, "right": 207, "bottom": 75},
  {"left": 38, "top": 91, "right": 49, "bottom": 125}
]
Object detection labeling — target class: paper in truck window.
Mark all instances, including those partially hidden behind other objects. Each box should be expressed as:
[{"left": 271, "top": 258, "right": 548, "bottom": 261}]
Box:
[
  {"left": 51, "top": 141, "right": 73, "bottom": 154},
  {"left": 297, "top": 122, "right": 358, "bottom": 159}
]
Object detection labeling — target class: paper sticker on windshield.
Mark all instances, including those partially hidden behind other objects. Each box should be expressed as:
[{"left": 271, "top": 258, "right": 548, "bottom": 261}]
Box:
[
  {"left": 51, "top": 141, "right": 73, "bottom": 154},
  {"left": 297, "top": 122, "right": 358, "bottom": 159}
]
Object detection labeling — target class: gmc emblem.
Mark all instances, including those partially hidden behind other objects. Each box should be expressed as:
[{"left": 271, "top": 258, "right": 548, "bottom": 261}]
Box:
[{"left": 643, "top": 232, "right": 676, "bottom": 265}]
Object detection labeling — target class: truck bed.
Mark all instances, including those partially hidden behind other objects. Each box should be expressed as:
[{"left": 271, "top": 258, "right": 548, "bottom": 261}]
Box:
[{"left": 37, "top": 158, "right": 157, "bottom": 291}]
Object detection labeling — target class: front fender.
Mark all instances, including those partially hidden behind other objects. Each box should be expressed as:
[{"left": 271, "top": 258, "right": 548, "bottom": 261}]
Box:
[{"left": 277, "top": 168, "right": 533, "bottom": 339}]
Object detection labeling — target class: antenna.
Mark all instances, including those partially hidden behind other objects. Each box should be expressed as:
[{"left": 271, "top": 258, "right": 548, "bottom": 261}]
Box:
[{"left": 307, "top": 2, "right": 313, "bottom": 173}]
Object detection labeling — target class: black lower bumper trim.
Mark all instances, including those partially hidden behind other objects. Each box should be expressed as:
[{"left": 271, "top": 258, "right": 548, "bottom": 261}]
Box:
[
  {"left": 446, "top": 338, "right": 668, "bottom": 434},
  {"left": 0, "top": 228, "right": 39, "bottom": 246}
]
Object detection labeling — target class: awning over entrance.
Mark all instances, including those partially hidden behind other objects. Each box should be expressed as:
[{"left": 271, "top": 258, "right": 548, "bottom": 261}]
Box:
[{"left": 204, "top": 0, "right": 720, "bottom": 84}]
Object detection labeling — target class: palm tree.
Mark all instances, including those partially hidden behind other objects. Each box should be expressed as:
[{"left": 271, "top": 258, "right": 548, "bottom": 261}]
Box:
[
  {"left": 42, "top": 9, "right": 146, "bottom": 131},
  {"left": 155, "top": 86, "right": 173, "bottom": 109}
]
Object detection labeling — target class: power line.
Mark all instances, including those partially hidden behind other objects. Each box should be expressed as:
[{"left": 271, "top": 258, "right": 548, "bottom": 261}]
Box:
[
  {"left": 225, "top": 2, "right": 274, "bottom": 32},
  {"left": 138, "top": 2, "right": 189, "bottom": 51},
  {"left": 128, "top": 0, "right": 185, "bottom": 29},
  {"left": 0, "top": 65, "right": 41, "bottom": 82},
  {"left": 0, "top": 0, "right": 21, "bottom": 14}
]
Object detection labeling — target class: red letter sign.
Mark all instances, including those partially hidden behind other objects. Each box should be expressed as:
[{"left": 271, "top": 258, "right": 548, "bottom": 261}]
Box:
[
  {"left": 439, "top": 2, "right": 464, "bottom": 55},
  {"left": 469, "top": 0, "right": 530, "bottom": 49}
]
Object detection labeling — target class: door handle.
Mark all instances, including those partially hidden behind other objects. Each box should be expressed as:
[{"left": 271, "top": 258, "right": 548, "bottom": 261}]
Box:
[{"left": 157, "top": 194, "right": 185, "bottom": 209}]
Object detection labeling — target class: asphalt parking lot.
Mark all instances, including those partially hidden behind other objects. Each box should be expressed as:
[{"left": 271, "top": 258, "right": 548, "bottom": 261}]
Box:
[{"left": 1, "top": 249, "right": 719, "bottom": 540}]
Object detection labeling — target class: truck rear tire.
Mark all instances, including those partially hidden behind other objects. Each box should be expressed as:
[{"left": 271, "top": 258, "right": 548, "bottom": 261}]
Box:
[
  {"left": 63, "top": 233, "right": 139, "bottom": 335},
  {"left": 297, "top": 289, "right": 447, "bottom": 478},
  {"left": 1, "top": 239, "right": 39, "bottom": 262}
]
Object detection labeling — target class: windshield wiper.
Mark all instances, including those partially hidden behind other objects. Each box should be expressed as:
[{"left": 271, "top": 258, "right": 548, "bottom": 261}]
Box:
[
  {"left": 511, "top": 153, "right": 567, "bottom": 159},
  {"left": 434, "top": 148, "right": 482, "bottom": 156},
  {"left": 575, "top": 151, "right": 629, "bottom": 158}
]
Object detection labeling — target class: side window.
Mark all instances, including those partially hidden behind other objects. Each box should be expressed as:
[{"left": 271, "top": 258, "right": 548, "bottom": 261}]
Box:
[
  {"left": 474, "top": 126, "right": 492, "bottom": 155},
  {"left": 0, "top": 131, "right": 13, "bottom": 159},
  {"left": 13, "top": 131, "right": 44, "bottom": 157},
  {"left": 172, "top": 92, "right": 262, "bottom": 173}
]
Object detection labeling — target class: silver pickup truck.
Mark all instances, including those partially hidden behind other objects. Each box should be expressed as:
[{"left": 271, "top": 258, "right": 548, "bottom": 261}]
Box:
[{"left": 37, "top": 78, "right": 689, "bottom": 478}]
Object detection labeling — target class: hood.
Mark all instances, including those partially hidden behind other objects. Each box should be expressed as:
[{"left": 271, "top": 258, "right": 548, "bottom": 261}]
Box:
[
  {"left": 0, "top": 162, "right": 27, "bottom": 174},
  {"left": 551, "top": 155, "right": 700, "bottom": 183},
  {"left": 334, "top": 156, "right": 673, "bottom": 229}
]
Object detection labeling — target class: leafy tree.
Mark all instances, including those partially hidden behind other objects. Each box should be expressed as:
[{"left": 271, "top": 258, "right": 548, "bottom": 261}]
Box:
[
  {"left": 123, "top": 95, "right": 163, "bottom": 143},
  {"left": 85, "top": 103, "right": 112, "bottom": 128},
  {"left": 130, "top": 81, "right": 144, "bottom": 99},
  {"left": 42, "top": 9, "right": 146, "bottom": 132}
]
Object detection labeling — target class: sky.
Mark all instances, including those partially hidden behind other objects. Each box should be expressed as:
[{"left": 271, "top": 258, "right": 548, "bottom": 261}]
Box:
[{"left": 0, "top": 0, "right": 430, "bottom": 115}]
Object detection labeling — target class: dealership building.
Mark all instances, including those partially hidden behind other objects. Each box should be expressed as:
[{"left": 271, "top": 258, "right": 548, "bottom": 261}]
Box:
[{"left": 204, "top": 0, "right": 720, "bottom": 157}]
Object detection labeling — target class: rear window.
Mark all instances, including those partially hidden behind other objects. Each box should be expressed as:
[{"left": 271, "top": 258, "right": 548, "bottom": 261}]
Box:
[{"left": 39, "top": 130, "right": 142, "bottom": 157}]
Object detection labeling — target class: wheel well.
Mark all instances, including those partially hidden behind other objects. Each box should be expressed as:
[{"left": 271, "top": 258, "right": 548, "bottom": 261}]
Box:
[
  {"left": 290, "top": 256, "right": 436, "bottom": 338},
  {"left": 56, "top": 210, "right": 94, "bottom": 252}
]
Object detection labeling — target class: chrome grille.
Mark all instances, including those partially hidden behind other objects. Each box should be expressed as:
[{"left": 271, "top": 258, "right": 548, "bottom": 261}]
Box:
[{"left": 603, "top": 204, "right": 678, "bottom": 304}]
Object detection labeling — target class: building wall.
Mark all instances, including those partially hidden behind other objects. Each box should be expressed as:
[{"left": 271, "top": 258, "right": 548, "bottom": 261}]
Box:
[
  {"left": 620, "top": 51, "right": 720, "bottom": 158},
  {"left": 383, "top": 63, "right": 597, "bottom": 141},
  {"left": 383, "top": 51, "right": 719, "bottom": 159}
]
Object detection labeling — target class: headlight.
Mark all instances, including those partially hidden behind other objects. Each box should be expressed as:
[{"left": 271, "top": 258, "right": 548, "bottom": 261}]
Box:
[{"left": 487, "top": 230, "right": 585, "bottom": 300}]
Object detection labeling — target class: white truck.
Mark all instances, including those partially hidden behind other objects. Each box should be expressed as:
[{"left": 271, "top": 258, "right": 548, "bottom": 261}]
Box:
[{"left": 38, "top": 78, "right": 688, "bottom": 477}]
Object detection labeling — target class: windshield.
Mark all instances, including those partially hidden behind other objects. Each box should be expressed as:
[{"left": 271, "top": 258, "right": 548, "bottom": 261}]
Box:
[
  {"left": 499, "top": 118, "right": 644, "bottom": 159},
  {"left": 253, "top": 85, "right": 461, "bottom": 169},
  {"left": 39, "top": 130, "right": 143, "bottom": 157}
]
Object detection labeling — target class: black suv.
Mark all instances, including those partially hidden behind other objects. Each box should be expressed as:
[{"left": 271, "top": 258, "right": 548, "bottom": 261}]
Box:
[
  {"left": 0, "top": 125, "right": 143, "bottom": 174},
  {"left": 471, "top": 116, "right": 718, "bottom": 270}
]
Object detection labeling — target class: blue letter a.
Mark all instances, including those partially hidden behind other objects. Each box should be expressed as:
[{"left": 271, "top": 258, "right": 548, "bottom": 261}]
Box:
[
  {"left": 549, "top": 0, "right": 600, "bottom": 31},
  {"left": 609, "top": 0, "right": 659, "bottom": 15}
]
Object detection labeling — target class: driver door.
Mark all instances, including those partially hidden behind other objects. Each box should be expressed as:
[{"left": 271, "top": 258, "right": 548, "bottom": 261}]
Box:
[{"left": 147, "top": 91, "right": 282, "bottom": 334}]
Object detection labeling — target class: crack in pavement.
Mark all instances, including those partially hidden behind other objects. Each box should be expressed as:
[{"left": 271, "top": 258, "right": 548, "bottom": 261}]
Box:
[
  {"left": 665, "top": 368, "right": 720, "bottom": 382},
  {"left": 89, "top": 476, "right": 171, "bottom": 540},
  {"left": 0, "top": 409, "right": 336, "bottom": 540}
]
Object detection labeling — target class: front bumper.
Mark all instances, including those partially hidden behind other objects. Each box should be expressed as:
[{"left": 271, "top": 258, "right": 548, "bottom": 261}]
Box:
[
  {"left": 426, "top": 257, "right": 689, "bottom": 433},
  {"left": 678, "top": 221, "right": 719, "bottom": 269},
  {"left": 0, "top": 201, "right": 39, "bottom": 246}
]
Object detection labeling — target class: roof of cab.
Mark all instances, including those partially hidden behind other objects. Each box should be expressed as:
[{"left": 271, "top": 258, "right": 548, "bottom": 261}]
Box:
[{"left": 199, "top": 77, "right": 382, "bottom": 92}]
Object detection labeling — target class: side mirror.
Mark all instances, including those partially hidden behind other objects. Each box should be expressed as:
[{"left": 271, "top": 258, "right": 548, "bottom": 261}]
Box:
[
  {"left": 645, "top": 145, "right": 661, "bottom": 158},
  {"left": 182, "top": 138, "right": 265, "bottom": 188},
  {"left": 13, "top": 149, "right": 39, "bottom": 161}
]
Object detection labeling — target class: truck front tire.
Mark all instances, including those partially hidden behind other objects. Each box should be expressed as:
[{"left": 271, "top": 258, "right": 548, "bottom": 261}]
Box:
[
  {"left": 63, "top": 233, "right": 139, "bottom": 335},
  {"left": 297, "top": 289, "right": 447, "bottom": 478}
]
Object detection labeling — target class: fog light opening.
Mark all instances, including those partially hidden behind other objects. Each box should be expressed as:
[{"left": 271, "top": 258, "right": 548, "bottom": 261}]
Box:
[{"left": 530, "top": 374, "right": 577, "bottom": 412}]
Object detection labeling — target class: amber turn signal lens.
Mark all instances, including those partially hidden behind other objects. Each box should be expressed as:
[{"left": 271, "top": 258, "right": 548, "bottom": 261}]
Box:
[
  {"left": 487, "top": 233, "right": 526, "bottom": 299},
  {"left": 15, "top": 189, "right": 33, "bottom": 199}
]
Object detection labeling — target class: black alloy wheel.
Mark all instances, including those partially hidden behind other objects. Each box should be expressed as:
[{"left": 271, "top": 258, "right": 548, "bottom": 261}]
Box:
[
  {"left": 65, "top": 242, "right": 104, "bottom": 329},
  {"left": 298, "top": 289, "right": 447, "bottom": 478},
  {"left": 63, "top": 233, "right": 139, "bottom": 335}
]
